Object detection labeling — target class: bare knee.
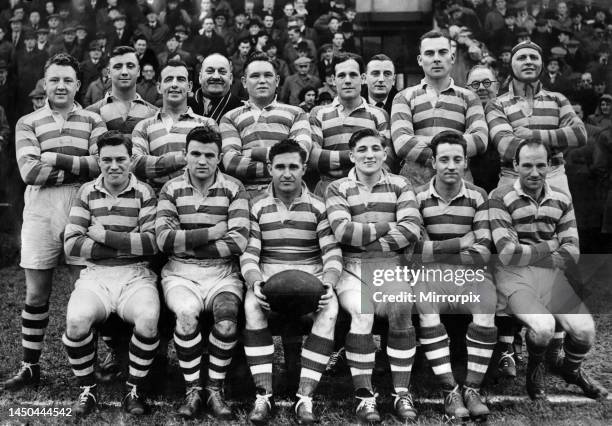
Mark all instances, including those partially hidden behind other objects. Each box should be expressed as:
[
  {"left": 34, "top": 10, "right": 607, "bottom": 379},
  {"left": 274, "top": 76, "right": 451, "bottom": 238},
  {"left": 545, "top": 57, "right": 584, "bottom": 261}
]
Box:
[
  {"left": 214, "top": 320, "right": 237, "bottom": 339},
  {"left": 472, "top": 314, "right": 495, "bottom": 328},
  {"left": 133, "top": 310, "right": 160, "bottom": 338},
  {"left": 528, "top": 315, "right": 555, "bottom": 346},
  {"left": 66, "top": 314, "right": 94, "bottom": 339},
  {"left": 175, "top": 305, "right": 200, "bottom": 335},
  {"left": 350, "top": 313, "right": 374, "bottom": 334},
  {"left": 566, "top": 317, "right": 596, "bottom": 345}
]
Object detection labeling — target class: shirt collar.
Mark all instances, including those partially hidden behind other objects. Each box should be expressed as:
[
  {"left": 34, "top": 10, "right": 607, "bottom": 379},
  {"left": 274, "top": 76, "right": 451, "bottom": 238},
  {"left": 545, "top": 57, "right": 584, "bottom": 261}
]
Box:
[
  {"left": 513, "top": 178, "right": 552, "bottom": 202},
  {"left": 347, "top": 167, "right": 390, "bottom": 186},
  {"left": 104, "top": 92, "right": 148, "bottom": 105},
  {"left": 156, "top": 106, "right": 198, "bottom": 120},
  {"left": 44, "top": 100, "right": 81, "bottom": 114},
  {"left": 245, "top": 97, "right": 278, "bottom": 111},
  {"left": 368, "top": 95, "right": 387, "bottom": 106},
  {"left": 420, "top": 77, "right": 457, "bottom": 93},
  {"left": 183, "top": 168, "right": 225, "bottom": 192},
  {"left": 331, "top": 96, "right": 368, "bottom": 113},
  {"left": 93, "top": 173, "right": 138, "bottom": 196},
  {"left": 427, "top": 177, "right": 467, "bottom": 201},
  {"left": 509, "top": 80, "right": 544, "bottom": 98}
]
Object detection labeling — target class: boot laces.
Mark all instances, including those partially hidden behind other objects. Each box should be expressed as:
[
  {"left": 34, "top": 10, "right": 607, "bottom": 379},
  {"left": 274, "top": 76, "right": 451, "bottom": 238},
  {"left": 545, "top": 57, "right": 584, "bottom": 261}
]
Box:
[
  {"left": 78, "top": 385, "right": 97, "bottom": 404},
  {"left": 295, "top": 394, "right": 313, "bottom": 414}
]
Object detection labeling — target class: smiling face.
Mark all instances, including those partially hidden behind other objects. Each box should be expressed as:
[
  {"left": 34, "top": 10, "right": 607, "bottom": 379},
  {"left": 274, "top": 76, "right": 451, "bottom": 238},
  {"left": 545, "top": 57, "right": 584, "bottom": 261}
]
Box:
[
  {"left": 242, "top": 60, "right": 279, "bottom": 104},
  {"left": 109, "top": 52, "right": 140, "bottom": 91},
  {"left": 334, "top": 58, "right": 363, "bottom": 102},
  {"left": 432, "top": 142, "right": 466, "bottom": 186},
  {"left": 268, "top": 151, "right": 305, "bottom": 196},
  {"left": 511, "top": 47, "right": 542, "bottom": 83},
  {"left": 418, "top": 36, "right": 454, "bottom": 81},
  {"left": 199, "top": 54, "right": 232, "bottom": 97},
  {"left": 99, "top": 143, "right": 131, "bottom": 191},
  {"left": 515, "top": 143, "right": 549, "bottom": 196},
  {"left": 186, "top": 140, "right": 221, "bottom": 183},
  {"left": 466, "top": 67, "right": 498, "bottom": 104},
  {"left": 44, "top": 64, "right": 80, "bottom": 109},
  {"left": 350, "top": 136, "right": 387, "bottom": 177},
  {"left": 159, "top": 65, "right": 192, "bottom": 107}
]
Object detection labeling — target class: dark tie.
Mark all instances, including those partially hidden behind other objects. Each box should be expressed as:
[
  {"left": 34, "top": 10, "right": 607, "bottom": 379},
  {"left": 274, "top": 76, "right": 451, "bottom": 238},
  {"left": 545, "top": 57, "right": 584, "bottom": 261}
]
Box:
[{"left": 375, "top": 102, "right": 384, "bottom": 109}]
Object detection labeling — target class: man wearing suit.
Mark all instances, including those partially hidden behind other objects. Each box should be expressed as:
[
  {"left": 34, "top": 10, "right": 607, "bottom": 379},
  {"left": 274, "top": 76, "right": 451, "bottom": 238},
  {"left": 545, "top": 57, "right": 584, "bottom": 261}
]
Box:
[
  {"left": 361, "top": 53, "right": 398, "bottom": 116},
  {"left": 108, "top": 14, "right": 132, "bottom": 50}
]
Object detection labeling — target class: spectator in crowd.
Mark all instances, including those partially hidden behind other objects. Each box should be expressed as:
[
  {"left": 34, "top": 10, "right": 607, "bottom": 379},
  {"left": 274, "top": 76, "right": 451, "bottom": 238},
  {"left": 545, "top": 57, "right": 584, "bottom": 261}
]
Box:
[
  {"left": 133, "top": 36, "right": 159, "bottom": 74},
  {"left": 79, "top": 42, "right": 105, "bottom": 102},
  {"left": 46, "top": 13, "right": 63, "bottom": 46},
  {"left": 14, "top": 30, "right": 48, "bottom": 117},
  {"left": 275, "top": 2, "right": 296, "bottom": 33},
  {"left": 230, "top": 37, "right": 252, "bottom": 83},
  {"left": 264, "top": 41, "right": 289, "bottom": 84},
  {"left": 541, "top": 57, "right": 570, "bottom": 92},
  {"left": 0, "top": 59, "right": 15, "bottom": 125},
  {"left": 317, "top": 42, "right": 334, "bottom": 80},
  {"left": 83, "top": 63, "right": 111, "bottom": 107},
  {"left": 244, "top": 0, "right": 262, "bottom": 25},
  {"left": 137, "top": 63, "right": 163, "bottom": 106},
  {"left": 290, "top": 14, "right": 318, "bottom": 46},
  {"left": 318, "top": 70, "right": 337, "bottom": 99},
  {"left": 281, "top": 56, "right": 321, "bottom": 106},
  {"left": 159, "top": 0, "right": 192, "bottom": 33},
  {"left": 9, "top": 16, "right": 24, "bottom": 51},
  {"left": 571, "top": 10, "right": 590, "bottom": 45},
  {"left": 565, "top": 39, "right": 587, "bottom": 74},
  {"left": 448, "top": 3, "right": 483, "bottom": 41},
  {"left": 317, "top": 91, "right": 333, "bottom": 105},
  {"left": 157, "top": 34, "right": 192, "bottom": 69},
  {"left": 49, "top": 27, "right": 82, "bottom": 59},
  {"left": 213, "top": 11, "right": 235, "bottom": 53},
  {"left": 35, "top": 28, "right": 50, "bottom": 54},
  {"left": 228, "top": 11, "right": 249, "bottom": 48},
  {"left": 586, "top": 49, "right": 610, "bottom": 84},
  {"left": 29, "top": 82, "right": 46, "bottom": 111},
  {"left": 317, "top": 15, "right": 340, "bottom": 45},
  {"left": 137, "top": 11, "right": 171, "bottom": 54},
  {"left": 297, "top": 85, "right": 317, "bottom": 112},
  {"left": 587, "top": 93, "right": 612, "bottom": 129},
  {"left": 188, "top": 53, "right": 243, "bottom": 121},
  {"left": 0, "top": 27, "right": 13, "bottom": 64},
  {"left": 246, "top": 19, "right": 263, "bottom": 47},
  {"left": 340, "top": 21, "right": 356, "bottom": 53},
  {"left": 27, "top": 10, "right": 42, "bottom": 33},
  {"left": 284, "top": 25, "right": 317, "bottom": 73},
  {"left": 554, "top": 1, "right": 572, "bottom": 30},
  {"left": 573, "top": 72, "right": 599, "bottom": 117},
  {"left": 361, "top": 53, "right": 397, "bottom": 116},
  {"left": 108, "top": 14, "right": 132, "bottom": 50},
  {"left": 193, "top": 17, "right": 227, "bottom": 63},
  {"left": 531, "top": 18, "right": 555, "bottom": 57},
  {"left": 484, "top": 0, "right": 509, "bottom": 41},
  {"left": 261, "top": 13, "right": 281, "bottom": 45}
]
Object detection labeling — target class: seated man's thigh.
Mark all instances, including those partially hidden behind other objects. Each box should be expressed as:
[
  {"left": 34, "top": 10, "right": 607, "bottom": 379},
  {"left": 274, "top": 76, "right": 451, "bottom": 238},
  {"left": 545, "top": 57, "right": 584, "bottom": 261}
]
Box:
[
  {"left": 116, "top": 265, "right": 159, "bottom": 321},
  {"left": 165, "top": 284, "right": 204, "bottom": 321},
  {"left": 66, "top": 277, "right": 110, "bottom": 337},
  {"left": 545, "top": 268, "right": 591, "bottom": 316}
]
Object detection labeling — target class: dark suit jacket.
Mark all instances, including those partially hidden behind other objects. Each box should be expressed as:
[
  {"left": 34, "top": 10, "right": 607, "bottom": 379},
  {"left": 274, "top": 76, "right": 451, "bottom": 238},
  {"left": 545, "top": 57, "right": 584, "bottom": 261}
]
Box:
[{"left": 360, "top": 85, "right": 398, "bottom": 116}]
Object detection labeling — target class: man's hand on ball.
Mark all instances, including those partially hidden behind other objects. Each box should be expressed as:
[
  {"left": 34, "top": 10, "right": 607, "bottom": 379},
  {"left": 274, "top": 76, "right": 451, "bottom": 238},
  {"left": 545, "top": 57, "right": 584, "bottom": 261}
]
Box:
[
  {"left": 253, "top": 280, "right": 270, "bottom": 310},
  {"left": 317, "top": 282, "right": 334, "bottom": 311}
]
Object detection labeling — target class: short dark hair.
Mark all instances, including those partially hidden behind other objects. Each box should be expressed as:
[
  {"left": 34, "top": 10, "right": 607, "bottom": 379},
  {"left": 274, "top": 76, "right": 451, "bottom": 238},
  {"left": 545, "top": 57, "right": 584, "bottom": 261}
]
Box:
[
  {"left": 430, "top": 130, "right": 467, "bottom": 157},
  {"left": 185, "top": 125, "right": 222, "bottom": 153},
  {"left": 348, "top": 128, "right": 384, "bottom": 150},
  {"left": 368, "top": 53, "right": 392, "bottom": 63},
  {"left": 514, "top": 137, "right": 552, "bottom": 164},
  {"left": 419, "top": 30, "right": 450, "bottom": 51},
  {"left": 110, "top": 45, "right": 137, "bottom": 59},
  {"left": 160, "top": 59, "right": 188, "bottom": 75},
  {"left": 44, "top": 52, "right": 80, "bottom": 75},
  {"left": 243, "top": 52, "right": 276, "bottom": 76},
  {"left": 133, "top": 34, "right": 148, "bottom": 44},
  {"left": 331, "top": 52, "right": 365, "bottom": 74},
  {"left": 97, "top": 130, "right": 133, "bottom": 156},
  {"left": 269, "top": 139, "right": 307, "bottom": 164},
  {"left": 298, "top": 85, "right": 316, "bottom": 102}
]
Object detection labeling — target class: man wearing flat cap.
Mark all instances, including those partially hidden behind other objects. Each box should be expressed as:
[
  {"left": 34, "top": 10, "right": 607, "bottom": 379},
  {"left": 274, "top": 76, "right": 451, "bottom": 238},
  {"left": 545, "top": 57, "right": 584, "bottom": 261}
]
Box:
[
  {"left": 108, "top": 14, "right": 132, "bottom": 50},
  {"left": 49, "top": 27, "right": 81, "bottom": 59},
  {"left": 280, "top": 56, "right": 321, "bottom": 106},
  {"left": 136, "top": 11, "right": 170, "bottom": 54},
  {"left": 9, "top": 15, "right": 24, "bottom": 50},
  {"left": 35, "top": 28, "right": 50, "bottom": 53},
  {"left": 46, "top": 13, "right": 63, "bottom": 46},
  {"left": 14, "top": 29, "right": 47, "bottom": 116}
]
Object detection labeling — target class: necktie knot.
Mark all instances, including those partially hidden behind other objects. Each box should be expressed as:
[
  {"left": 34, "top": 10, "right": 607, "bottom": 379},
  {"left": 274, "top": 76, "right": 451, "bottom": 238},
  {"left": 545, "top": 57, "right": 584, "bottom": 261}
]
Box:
[{"left": 375, "top": 101, "right": 385, "bottom": 108}]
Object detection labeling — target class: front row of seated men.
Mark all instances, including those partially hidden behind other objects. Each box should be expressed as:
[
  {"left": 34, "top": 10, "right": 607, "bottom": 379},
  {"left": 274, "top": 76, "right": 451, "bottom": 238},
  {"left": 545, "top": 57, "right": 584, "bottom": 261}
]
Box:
[{"left": 60, "top": 125, "right": 606, "bottom": 424}]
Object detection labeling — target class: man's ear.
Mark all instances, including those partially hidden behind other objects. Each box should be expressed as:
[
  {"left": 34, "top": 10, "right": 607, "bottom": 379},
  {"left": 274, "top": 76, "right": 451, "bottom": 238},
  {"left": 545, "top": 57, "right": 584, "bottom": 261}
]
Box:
[
  {"left": 513, "top": 160, "right": 519, "bottom": 172},
  {"left": 242, "top": 75, "right": 247, "bottom": 89},
  {"left": 267, "top": 162, "right": 272, "bottom": 175}
]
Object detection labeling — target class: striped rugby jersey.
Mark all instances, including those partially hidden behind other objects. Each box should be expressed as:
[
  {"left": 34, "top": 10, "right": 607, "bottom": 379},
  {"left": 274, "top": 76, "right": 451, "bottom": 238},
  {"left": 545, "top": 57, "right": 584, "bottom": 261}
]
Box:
[
  {"left": 219, "top": 99, "right": 311, "bottom": 185},
  {"left": 415, "top": 178, "right": 491, "bottom": 265},
  {"left": 391, "top": 79, "right": 488, "bottom": 163},
  {"left": 64, "top": 173, "right": 158, "bottom": 265},
  {"left": 325, "top": 168, "right": 422, "bottom": 255},
  {"left": 15, "top": 101, "right": 107, "bottom": 186},
  {"left": 86, "top": 93, "right": 158, "bottom": 136},
  {"left": 309, "top": 98, "right": 390, "bottom": 178},
  {"left": 240, "top": 183, "right": 343, "bottom": 286},
  {"left": 485, "top": 82, "right": 586, "bottom": 166},
  {"left": 489, "top": 180, "right": 579, "bottom": 268},
  {"left": 155, "top": 169, "right": 249, "bottom": 260},
  {"left": 131, "top": 107, "right": 217, "bottom": 190}
]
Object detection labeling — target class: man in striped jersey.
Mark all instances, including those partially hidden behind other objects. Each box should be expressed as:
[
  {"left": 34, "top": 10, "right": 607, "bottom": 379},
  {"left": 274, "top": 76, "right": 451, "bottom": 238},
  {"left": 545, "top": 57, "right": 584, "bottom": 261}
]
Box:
[
  {"left": 413, "top": 130, "right": 497, "bottom": 422},
  {"left": 86, "top": 45, "right": 159, "bottom": 384},
  {"left": 490, "top": 138, "right": 608, "bottom": 400},
  {"left": 220, "top": 53, "right": 311, "bottom": 194},
  {"left": 485, "top": 41, "right": 586, "bottom": 195},
  {"left": 309, "top": 52, "right": 391, "bottom": 197},
  {"left": 391, "top": 30, "right": 488, "bottom": 187},
  {"left": 4, "top": 53, "right": 107, "bottom": 391},
  {"left": 155, "top": 126, "right": 249, "bottom": 419},
  {"left": 240, "top": 139, "right": 342, "bottom": 425},
  {"left": 131, "top": 60, "right": 218, "bottom": 193},
  {"left": 62, "top": 131, "right": 160, "bottom": 416},
  {"left": 326, "top": 128, "right": 422, "bottom": 423},
  {"left": 87, "top": 46, "right": 158, "bottom": 135}
]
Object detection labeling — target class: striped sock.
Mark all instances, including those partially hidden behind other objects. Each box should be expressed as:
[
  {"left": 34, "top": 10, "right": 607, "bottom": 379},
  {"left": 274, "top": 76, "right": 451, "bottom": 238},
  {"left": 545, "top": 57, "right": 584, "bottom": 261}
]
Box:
[
  {"left": 207, "top": 327, "right": 237, "bottom": 382},
  {"left": 244, "top": 328, "right": 274, "bottom": 393},
  {"left": 387, "top": 327, "right": 416, "bottom": 394},
  {"left": 127, "top": 333, "right": 159, "bottom": 387},
  {"left": 297, "top": 333, "right": 333, "bottom": 396},
  {"left": 561, "top": 334, "right": 591, "bottom": 372},
  {"left": 546, "top": 325, "right": 565, "bottom": 365},
  {"left": 174, "top": 329, "right": 203, "bottom": 387},
  {"left": 526, "top": 333, "right": 547, "bottom": 362},
  {"left": 465, "top": 323, "right": 497, "bottom": 388},
  {"left": 495, "top": 315, "right": 515, "bottom": 350},
  {"left": 62, "top": 331, "right": 96, "bottom": 386},
  {"left": 23, "top": 303, "right": 50, "bottom": 364},
  {"left": 420, "top": 324, "right": 455, "bottom": 390},
  {"left": 345, "top": 332, "right": 376, "bottom": 392}
]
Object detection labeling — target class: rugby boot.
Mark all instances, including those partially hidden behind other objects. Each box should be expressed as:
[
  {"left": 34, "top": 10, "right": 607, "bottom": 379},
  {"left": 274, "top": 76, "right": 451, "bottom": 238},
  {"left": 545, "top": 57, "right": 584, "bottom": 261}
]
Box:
[
  {"left": 3, "top": 362, "right": 40, "bottom": 390},
  {"left": 97, "top": 349, "right": 122, "bottom": 382},
  {"left": 326, "top": 347, "right": 348, "bottom": 376},
  {"left": 73, "top": 384, "right": 98, "bottom": 416},
  {"left": 443, "top": 385, "right": 470, "bottom": 421},
  {"left": 393, "top": 391, "right": 418, "bottom": 421},
  {"left": 205, "top": 381, "right": 233, "bottom": 420},
  {"left": 293, "top": 394, "right": 316, "bottom": 425},
  {"left": 498, "top": 351, "right": 517, "bottom": 377},
  {"left": 526, "top": 359, "right": 547, "bottom": 400},
  {"left": 122, "top": 384, "right": 148, "bottom": 415},
  {"left": 463, "top": 386, "right": 490, "bottom": 420},
  {"left": 561, "top": 367, "right": 609, "bottom": 400},
  {"left": 249, "top": 390, "right": 275, "bottom": 425},
  {"left": 178, "top": 385, "right": 203, "bottom": 419},
  {"left": 355, "top": 389, "right": 380, "bottom": 423}
]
